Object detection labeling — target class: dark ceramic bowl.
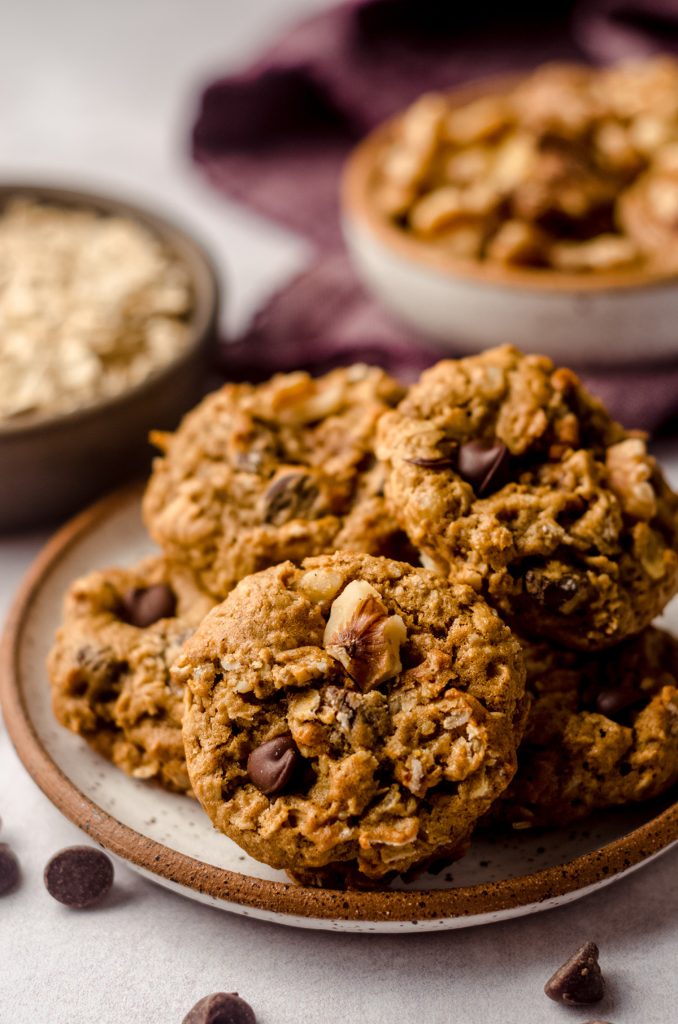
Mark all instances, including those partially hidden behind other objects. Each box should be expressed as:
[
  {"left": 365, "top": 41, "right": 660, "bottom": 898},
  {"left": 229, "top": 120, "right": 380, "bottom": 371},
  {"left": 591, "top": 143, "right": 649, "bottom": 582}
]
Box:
[{"left": 0, "top": 184, "right": 219, "bottom": 531}]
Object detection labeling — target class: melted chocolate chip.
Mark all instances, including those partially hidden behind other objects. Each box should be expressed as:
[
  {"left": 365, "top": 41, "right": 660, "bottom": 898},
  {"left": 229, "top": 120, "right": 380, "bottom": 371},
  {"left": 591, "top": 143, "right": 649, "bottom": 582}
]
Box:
[
  {"left": 182, "top": 993, "right": 256, "bottom": 1024},
  {"left": 247, "top": 734, "right": 300, "bottom": 795},
  {"left": 540, "top": 574, "right": 580, "bottom": 612},
  {"left": 405, "top": 454, "right": 456, "bottom": 469},
  {"left": 121, "top": 584, "right": 176, "bottom": 627},
  {"left": 457, "top": 440, "right": 509, "bottom": 496},
  {"left": 0, "top": 844, "right": 19, "bottom": 896},
  {"left": 544, "top": 941, "right": 605, "bottom": 1005},
  {"left": 593, "top": 683, "right": 644, "bottom": 719},
  {"left": 525, "top": 571, "right": 584, "bottom": 614},
  {"left": 44, "top": 846, "right": 114, "bottom": 908},
  {"left": 262, "top": 471, "right": 319, "bottom": 525}
]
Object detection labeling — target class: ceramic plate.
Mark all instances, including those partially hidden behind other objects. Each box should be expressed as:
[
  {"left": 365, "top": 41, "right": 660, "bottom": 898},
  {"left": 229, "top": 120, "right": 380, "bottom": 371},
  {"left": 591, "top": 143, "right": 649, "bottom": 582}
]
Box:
[{"left": 1, "top": 487, "right": 676, "bottom": 932}]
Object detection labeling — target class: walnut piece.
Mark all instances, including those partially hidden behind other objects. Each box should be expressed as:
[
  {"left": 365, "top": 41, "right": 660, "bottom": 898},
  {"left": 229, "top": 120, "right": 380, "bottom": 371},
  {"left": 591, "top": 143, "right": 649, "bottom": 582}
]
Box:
[
  {"left": 606, "top": 438, "right": 657, "bottom": 520},
  {"left": 298, "top": 568, "right": 344, "bottom": 605},
  {"left": 323, "top": 580, "right": 407, "bottom": 691},
  {"left": 373, "top": 56, "right": 678, "bottom": 273}
]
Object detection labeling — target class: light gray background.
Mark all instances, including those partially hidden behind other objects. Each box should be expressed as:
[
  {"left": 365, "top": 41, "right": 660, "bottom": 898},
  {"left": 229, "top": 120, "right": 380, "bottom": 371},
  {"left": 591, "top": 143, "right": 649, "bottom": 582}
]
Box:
[{"left": 0, "top": 3, "right": 676, "bottom": 1021}]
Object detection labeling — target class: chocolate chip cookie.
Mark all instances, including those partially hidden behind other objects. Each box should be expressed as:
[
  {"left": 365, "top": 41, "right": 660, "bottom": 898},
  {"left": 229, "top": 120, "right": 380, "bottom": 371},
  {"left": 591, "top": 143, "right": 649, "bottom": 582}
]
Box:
[
  {"left": 49, "top": 557, "right": 214, "bottom": 793},
  {"left": 493, "top": 627, "right": 678, "bottom": 827},
  {"left": 143, "top": 366, "right": 408, "bottom": 600},
  {"left": 177, "top": 552, "right": 526, "bottom": 883},
  {"left": 376, "top": 346, "right": 678, "bottom": 650}
]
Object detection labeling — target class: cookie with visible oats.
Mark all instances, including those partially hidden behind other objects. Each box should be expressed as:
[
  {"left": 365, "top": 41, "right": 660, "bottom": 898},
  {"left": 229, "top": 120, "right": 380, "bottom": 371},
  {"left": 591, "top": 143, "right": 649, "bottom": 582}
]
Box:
[
  {"left": 376, "top": 345, "right": 678, "bottom": 651},
  {"left": 490, "top": 627, "right": 678, "bottom": 828},
  {"left": 143, "top": 365, "right": 408, "bottom": 600},
  {"left": 49, "top": 557, "right": 214, "bottom": 793},
  {"left": 177, "top": 551, "right": 526, "bottom": 885}
]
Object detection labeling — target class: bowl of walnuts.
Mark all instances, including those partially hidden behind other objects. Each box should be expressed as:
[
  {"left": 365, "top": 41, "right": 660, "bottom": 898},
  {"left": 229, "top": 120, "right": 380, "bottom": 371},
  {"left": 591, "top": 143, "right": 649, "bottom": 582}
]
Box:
[
  {"left": 342, "top": 58, "right": 678, "bottom": 364},
  {"left": 0, "top": 185, "right": 219, "bottom": 531}
]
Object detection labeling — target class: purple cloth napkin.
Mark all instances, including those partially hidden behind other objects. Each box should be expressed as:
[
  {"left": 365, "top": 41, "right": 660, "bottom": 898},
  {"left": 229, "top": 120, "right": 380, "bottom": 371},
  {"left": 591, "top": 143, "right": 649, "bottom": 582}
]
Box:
[{"left": 193, "top": 0, "right": 678, "bottom": 434}]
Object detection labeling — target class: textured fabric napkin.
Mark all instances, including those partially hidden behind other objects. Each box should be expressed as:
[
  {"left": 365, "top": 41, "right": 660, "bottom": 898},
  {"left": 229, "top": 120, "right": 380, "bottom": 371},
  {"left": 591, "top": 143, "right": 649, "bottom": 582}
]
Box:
[{"left": 193, "top": 0, "right": 678, "bottom": 433}]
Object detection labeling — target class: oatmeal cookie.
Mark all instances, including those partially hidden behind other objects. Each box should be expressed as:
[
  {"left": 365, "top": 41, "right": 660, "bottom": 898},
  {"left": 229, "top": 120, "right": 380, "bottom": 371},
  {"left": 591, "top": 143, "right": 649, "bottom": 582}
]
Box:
[
  {"left": 493, "top": 627, "right": 678, "bottom": 827},
  {"left": 178, "top": 552, "right": 526, "bottom": 883},
  {"left": 143, "top": 365, "right": 407, "bottom": 599},
  {"left": 49, "top": 556, "right": 214, "bottom": 793},
  {"left": 376, "top": 346, "right": 678, "bottom": 650}
]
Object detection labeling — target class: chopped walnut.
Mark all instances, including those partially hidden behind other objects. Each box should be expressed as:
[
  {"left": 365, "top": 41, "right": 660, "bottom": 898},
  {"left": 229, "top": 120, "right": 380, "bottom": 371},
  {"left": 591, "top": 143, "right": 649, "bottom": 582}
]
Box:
[
  {"left": 606, "top": 439, "right": 657, "bottom": 520},
  {"left": 373, "top": 56, "right": 678, "bottom": 273},
  {"left": 443, "top": 96, "right": 513, "bottom": 147},
  {"left": 298, "top": 568, "right": 344, "bottom": 605},
  {"left": 408, "top": 183, "right": 499, "bottom": 237},
  {"left": 486, "top": 220, "right": 549, "bottom": 265},
  {"left": 323, "top": 580, "right": 407, "bottom": 691},
  {"left": 549, "top": 235, "right": 640, "bottom": 273}
]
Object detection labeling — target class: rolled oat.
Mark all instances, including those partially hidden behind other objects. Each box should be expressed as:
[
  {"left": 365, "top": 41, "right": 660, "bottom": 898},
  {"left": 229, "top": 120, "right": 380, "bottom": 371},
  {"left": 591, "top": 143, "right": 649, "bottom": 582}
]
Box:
[{"left": 0, "top": 198, "right": 193, "bottom": 422}]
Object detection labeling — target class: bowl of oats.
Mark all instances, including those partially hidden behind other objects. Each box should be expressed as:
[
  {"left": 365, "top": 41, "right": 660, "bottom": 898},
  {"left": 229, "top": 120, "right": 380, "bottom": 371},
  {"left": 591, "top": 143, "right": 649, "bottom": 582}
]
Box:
[
  {"left": 0, "top": 185, "right": 219, "bottom": 531},
  {"left": 342, "top": 58, "right": 678, "bottom": 364}
]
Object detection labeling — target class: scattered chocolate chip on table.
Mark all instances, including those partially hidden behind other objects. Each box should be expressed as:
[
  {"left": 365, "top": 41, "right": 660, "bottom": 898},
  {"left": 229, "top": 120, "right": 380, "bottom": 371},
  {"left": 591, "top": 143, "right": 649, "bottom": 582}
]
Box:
[
  {"left": 0, "top": 843, "right": 20, "bottom": 896},
  {"left": 182, "top": 992, "right": 256, "bottom": 1024},
  {"left": 544, "top": 941, "right": 605, "bottom": 1005},
  {"left": 44, "top": 846, "right": 114, "bottom": 908}
]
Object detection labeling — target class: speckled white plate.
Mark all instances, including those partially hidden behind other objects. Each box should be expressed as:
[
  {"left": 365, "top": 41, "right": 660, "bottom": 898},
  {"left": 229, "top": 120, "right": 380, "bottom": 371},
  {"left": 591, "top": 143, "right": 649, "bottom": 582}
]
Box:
[{"left": 2, "top": 486, "right": 677, "bottom": 932}]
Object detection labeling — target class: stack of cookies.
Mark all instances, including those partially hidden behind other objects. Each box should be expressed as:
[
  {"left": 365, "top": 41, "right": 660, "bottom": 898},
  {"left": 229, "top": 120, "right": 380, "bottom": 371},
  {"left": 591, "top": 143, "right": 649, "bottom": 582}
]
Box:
[{"left": 48, "top": 349, "right": 678, "bottom": 887}]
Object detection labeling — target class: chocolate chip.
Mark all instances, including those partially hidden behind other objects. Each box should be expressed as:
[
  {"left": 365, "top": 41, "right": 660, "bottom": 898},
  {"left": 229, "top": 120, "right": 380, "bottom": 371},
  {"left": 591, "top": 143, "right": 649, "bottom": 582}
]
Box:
[
  {"left": 525, "top": 570, "right": 584, "bottom": 613},
  {"left": 0, "top": 844, "right": 19, "bottom": 896},
  {"left": 182, "top": 993, "right": 256, "bottom": 1024},
  {"left": 404, "top": 438, "right": 456, "bottom": 470},
  {"left": 457, "top": 440, "right": 509, "bottom": 496},
  {"left": 405, "top": 454, "right": 456, "bottom": 469},
  {"left": 44, "top": 846, "right": 114, "bottom": 908},
  {"left": 544, "top": 941, "right": 605, "bottom": 1005},
  {"left": 540, "top": 574, "right": 580, "bottom": 611},
  {"left": 593, "top": 683, "right": 644, "bottom": 719},
  {"left": 121, "top": 583, "right": 176, "bottom": 627},
  {"left": 262, "top": 470, "right": 319, "bottom": 525},
  {"left": 247, "top": 734, "right": 300, "bottom": 795}
]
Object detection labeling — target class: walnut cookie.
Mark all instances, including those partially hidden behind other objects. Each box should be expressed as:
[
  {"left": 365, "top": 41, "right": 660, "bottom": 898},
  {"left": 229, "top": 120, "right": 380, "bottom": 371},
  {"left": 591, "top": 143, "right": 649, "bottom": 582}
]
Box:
[
  {"left": 376, "top": 345, "right": 678, "bottom": 650},
  {"left": 491, "top": 627, "right": 678, "bottom": 828},
  {"left": 177, "top": 551, "right": 526, "bottom": 884},
  {"left": 49, "top": 557, "right": 214, "bottom": 794},
  {"left": 143, "top": 365, "right": 410, "bottom": 600}
]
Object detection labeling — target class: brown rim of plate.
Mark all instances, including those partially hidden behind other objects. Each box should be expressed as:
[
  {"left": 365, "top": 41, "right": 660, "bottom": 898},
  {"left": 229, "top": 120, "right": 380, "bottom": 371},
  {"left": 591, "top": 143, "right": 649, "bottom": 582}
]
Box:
[
  {"left": 342, "top": 68, "right": 678, "bottom": 295},
  {"left": 1, "top": 485, "right": 676, "bottom": 924},
  {"left": 0, "top": 183, "right": 220, "bottom": 437}
]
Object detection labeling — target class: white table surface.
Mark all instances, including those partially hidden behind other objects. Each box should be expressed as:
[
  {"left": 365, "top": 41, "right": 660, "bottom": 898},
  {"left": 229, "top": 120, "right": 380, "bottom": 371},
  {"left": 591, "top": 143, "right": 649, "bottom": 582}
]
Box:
[{"left": 1, "top": 3, "right": 677, "bottom": 1021}]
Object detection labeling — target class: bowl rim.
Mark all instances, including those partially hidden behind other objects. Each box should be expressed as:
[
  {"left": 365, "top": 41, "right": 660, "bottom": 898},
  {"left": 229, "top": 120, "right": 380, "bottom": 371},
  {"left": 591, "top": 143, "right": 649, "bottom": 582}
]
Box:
[
  {"left": 341, "top": 69, "right": 678, "bottom": 295},
  {"left": 0, "top": 182, "right": 220, "bottom": 438},
  {"left": 1, "top": 483, "right": 676, "bottom": 925}
]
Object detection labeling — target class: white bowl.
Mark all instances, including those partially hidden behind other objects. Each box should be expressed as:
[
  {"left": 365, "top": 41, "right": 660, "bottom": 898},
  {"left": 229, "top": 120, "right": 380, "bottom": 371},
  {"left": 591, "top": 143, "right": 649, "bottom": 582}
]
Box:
[{"left": 341, "top": 75, "right": 678, "bottom": 366}]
